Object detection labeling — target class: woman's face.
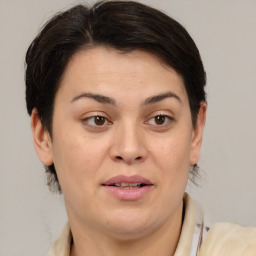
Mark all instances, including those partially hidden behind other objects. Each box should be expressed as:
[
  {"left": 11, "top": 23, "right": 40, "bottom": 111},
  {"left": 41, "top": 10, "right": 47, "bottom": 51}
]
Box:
[{"left": 34, "top": 47, "right": 205, "bottom": 239}]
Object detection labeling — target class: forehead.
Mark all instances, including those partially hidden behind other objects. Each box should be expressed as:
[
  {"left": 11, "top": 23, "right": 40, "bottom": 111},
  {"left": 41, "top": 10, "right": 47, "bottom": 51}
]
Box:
[{"left": 57, "top": 46, "right": 187, "bottom": 102}]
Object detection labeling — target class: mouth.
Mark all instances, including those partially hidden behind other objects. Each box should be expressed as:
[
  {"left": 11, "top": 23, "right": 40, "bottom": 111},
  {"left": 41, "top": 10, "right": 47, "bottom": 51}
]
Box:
[
  {"left": 103, "top": 182, "right": 150, "bottom": 189},
  {"left": 102, "top": 174, "right": 153, "bottom": 188},
  {"left": 102, "top": 175, "right": 153, "bottom": 200}
]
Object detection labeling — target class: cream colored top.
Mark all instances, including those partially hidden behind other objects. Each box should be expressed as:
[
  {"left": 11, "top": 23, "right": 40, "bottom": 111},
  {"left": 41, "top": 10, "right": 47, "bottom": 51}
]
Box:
[{"left": 48, "top": 194, "right": 256, "bottom": 256}]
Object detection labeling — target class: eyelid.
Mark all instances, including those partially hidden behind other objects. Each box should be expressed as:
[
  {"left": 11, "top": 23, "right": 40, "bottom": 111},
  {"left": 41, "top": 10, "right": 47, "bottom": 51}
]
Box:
[
  {"left": 145, "top": 112, "right": 175, "bottom": 127},
  {"left": 81, "top": 111, "right": 111, "bottom": 120},
  {"left": 145, "top": 110, "right": 174, "bottom": 121},
  {"left": 83, "top": 116, "right": 111, "bottom": 124},
  {"left": 81, "top": 112, "right": 113, "bottom": 128}
]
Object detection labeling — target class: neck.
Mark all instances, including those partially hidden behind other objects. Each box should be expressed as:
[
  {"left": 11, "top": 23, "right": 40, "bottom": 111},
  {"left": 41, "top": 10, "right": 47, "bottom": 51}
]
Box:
[{"left": 69, "top": 201, "right": 183, "bottom": 256}]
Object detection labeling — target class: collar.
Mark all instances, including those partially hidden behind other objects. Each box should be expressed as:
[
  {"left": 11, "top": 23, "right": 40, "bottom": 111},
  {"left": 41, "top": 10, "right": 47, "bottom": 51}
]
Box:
[{"left": 174, "top": 193, "right": 203, "bottom": 256}]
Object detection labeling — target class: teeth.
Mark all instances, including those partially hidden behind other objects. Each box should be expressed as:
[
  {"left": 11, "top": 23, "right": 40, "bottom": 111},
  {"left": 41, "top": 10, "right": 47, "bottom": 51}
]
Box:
[{"left": 114, "top": 183, "right": 141, "bottom": 189}]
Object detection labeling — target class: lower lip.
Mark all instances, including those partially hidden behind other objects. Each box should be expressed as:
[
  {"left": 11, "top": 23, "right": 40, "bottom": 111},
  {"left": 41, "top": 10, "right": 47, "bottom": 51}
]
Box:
[{"left": 103, "top": 185, "right": 153, "bottom": 200}]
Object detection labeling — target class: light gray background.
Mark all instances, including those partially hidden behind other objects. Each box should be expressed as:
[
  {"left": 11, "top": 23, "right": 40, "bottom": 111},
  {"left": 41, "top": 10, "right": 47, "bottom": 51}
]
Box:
[{"left": 0, "top": 0, "right": 255, "bottom": 255}]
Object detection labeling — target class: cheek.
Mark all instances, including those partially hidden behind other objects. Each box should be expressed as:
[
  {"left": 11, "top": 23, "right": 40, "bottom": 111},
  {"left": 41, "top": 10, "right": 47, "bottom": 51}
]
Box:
[
  {"left": 51, "top": 131, "right": 108, "bottom": 191},
  {"left": 154, "top": 136, "right": 191, "bottom": 171},
  {"left": 151, "top": 132, "right": 192, "bottom": 189}
]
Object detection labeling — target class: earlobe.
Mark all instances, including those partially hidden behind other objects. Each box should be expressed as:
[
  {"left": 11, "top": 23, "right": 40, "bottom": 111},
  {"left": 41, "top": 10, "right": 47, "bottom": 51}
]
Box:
[
  {"left": 189, "top": 102, "right": 207, "bottom": 165},
  {"left": 31, "top": 108, "right": 54, "bottom": 166}
]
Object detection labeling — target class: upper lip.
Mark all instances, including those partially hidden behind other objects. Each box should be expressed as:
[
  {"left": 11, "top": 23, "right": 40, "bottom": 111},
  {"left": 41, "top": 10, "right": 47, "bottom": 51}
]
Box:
[{"left": 102, "top": 175, "right": 153, "bottom": 186}]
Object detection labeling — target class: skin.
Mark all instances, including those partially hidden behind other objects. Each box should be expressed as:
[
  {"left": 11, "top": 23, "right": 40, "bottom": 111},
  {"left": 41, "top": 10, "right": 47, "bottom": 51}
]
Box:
[{"left": 31, "top": 46, "right": 206, "bottom": 256}]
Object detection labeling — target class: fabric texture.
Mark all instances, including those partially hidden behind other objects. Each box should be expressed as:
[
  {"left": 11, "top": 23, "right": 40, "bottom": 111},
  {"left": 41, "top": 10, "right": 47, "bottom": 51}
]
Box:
[
  {"left": 198, "top": 222, "right": 256, "bottom": 256},
  {"left": 48, "top": 222, "right": 71, "bottom": 256},
  {"left": 48, "top": 194, "right": 256, "bottom": 256},
  {"left": 174, "top": 193, "right": 198, "bottom": 255}
]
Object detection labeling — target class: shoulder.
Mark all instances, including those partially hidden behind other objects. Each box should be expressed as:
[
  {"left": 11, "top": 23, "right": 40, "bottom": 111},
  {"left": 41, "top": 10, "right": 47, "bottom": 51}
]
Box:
[
  {"left": 48, "top": 223, "right": 71, "bottom": 256},
  {"left": 199, "top": 222, "right": 256, "bottom": 256}
]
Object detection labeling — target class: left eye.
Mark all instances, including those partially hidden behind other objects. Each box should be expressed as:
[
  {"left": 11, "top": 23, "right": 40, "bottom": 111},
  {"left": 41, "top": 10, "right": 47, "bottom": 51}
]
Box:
[
  {"left": 147, "top": 115, "right": 172, "bottom": 126},
  {"left": 83, "top": 116, "right": 111, "bottom": 126}
]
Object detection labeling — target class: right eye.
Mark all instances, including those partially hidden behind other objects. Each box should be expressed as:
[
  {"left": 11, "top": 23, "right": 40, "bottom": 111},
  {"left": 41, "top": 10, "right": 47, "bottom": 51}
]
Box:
[{"left": 82, "top": 115, "right": 112, "bottom": 127}]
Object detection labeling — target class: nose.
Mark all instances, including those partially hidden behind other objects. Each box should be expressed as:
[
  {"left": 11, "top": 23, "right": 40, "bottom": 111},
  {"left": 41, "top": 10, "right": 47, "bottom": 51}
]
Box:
[{"left": 109, "top": 124, "right": 148, "bottom": 165}]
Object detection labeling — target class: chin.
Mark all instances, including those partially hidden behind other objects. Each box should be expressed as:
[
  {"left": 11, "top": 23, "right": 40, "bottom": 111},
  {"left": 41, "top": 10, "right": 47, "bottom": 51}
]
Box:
[{"left": 101, "top": 210, "right": 156, "bottom": 240}]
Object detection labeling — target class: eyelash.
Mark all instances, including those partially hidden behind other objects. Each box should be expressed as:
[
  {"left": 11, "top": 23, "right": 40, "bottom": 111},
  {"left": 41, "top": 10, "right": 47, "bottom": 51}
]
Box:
[
  {"left": 146, "top": 114, "right": 174, "bottom": 127},
  {"left": 81, "top": 113, "right": 174, "bottom": 131},
  {"left": 82, "top": 115, "right": 112, "bottom": 128}
]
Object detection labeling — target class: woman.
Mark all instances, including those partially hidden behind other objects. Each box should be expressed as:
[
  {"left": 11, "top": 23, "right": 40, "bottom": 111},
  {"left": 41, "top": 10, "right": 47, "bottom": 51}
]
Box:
[{"left": 25, "top": 1, "right": 256, "bottom": 255}]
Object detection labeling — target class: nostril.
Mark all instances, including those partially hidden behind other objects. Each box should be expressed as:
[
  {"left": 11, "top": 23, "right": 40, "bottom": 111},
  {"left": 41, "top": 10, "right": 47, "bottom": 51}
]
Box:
[
  {"left": 135, "top": 156, "right": 142, "bottom": 160},
  {"left": 116, "top": 156, "right": 123, "bottom": 160}
]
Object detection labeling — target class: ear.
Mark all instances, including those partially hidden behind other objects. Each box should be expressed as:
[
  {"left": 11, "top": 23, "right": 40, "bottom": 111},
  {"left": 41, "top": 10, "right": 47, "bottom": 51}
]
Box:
[
  {"left": 31, "top": 108, "right": 54, "bottom": 166},
  {"left": 189, "top": 102, "right": 207, "bottom": 165}
]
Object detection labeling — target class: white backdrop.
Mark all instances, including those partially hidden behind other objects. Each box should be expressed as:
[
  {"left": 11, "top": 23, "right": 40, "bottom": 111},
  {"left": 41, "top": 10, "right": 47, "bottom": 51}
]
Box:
[{"left": 0, "top": 0, "right": 255, "bottom": 255}]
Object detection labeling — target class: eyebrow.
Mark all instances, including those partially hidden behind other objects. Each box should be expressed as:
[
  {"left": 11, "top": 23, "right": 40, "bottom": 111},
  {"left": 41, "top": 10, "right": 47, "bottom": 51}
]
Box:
[
  {"left": 71, "top": 93, "right": 117, "bottom": 106},
  {"left": 143, "top": 91, "right": 181, "bottom": 105},
  {"left": 71, "top": 91, "right": 181, "bottom": 106}
]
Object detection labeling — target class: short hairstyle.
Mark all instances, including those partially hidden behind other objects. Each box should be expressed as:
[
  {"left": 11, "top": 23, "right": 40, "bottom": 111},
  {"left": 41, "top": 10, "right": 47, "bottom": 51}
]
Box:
[{"left": 25, "top": 0, "right": 206, "bottom": 192}]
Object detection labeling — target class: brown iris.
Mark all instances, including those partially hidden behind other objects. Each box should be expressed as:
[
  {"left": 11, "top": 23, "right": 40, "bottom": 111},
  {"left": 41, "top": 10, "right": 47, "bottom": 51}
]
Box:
[
  {"left": 94, "top": 116, "right": 106, "bottom": 125},
  {"left": 155, "top": 115, "right": 166, "bottom": 125}
]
